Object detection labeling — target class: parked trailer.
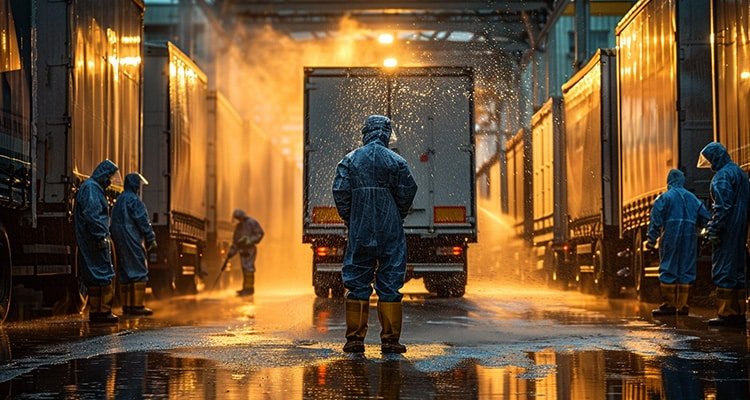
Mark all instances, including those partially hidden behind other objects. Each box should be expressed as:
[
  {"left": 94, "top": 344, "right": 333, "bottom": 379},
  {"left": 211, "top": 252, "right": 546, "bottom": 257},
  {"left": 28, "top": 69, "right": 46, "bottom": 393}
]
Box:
[
  {"left": 142, "top": 42, "right": 208, "bottom": 297},
  {"left": 303, "top": 67, "right": 477, "bottom": 298},
  {"left": 205, "top": 91, "right": 248, "bottom": 289},
  {"left": 0, "top": 0, "right": 143, "bottom": 321},
  {"left": 561, "top": 49, "right": 628, "bottom": 296},
  {"left": 616, "top": 0, "right": 714, "bottom": 301},
  {"left": 531, "top": 98, "right": 573, "bottom": 287}
]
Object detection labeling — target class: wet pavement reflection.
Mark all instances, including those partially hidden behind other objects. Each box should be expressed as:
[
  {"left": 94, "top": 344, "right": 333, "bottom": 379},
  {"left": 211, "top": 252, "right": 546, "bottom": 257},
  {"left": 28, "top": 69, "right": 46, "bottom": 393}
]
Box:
[{"left": 0, "top": 283, "right": 749, "bottom": 399}]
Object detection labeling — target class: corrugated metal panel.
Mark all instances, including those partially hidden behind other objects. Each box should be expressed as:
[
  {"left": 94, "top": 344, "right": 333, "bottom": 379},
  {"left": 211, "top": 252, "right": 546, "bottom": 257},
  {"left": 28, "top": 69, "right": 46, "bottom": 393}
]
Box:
[
  {"left": 531, "top": 97, "right": 565, "bottom": 246},
  {"left": 167, "top": 42, "right": 208, "bottom": 221},
  {"left": 505, "top": 129, "right": 528, "bottom": 238},
  {"left": 564, "top": 55, "right": 603, "bottom": 223},
  {"left": 713, "top": 0, "right": 750, "bottom": 169},
  {"left": 617, "top": 0, "right": 678, "bottom": 207},
  {"left": 71, "top": 0, "right": 143, "bottom": 180}
]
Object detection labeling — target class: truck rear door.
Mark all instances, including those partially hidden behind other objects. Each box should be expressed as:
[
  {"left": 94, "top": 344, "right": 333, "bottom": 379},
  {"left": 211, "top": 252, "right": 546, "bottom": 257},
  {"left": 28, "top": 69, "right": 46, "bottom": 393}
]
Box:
[
  {"left": 391, "top": 69, "right": 476, "bottom": 238},
  {"left": 303, "top": 68, "right": 388, "bottom": 237}
]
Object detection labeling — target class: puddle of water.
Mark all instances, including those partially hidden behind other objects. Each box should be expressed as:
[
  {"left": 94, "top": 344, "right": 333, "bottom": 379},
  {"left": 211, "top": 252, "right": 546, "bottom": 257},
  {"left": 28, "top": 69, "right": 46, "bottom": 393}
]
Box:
[{"left": 1, "top": 349, "right": 748, "bottom": 399}]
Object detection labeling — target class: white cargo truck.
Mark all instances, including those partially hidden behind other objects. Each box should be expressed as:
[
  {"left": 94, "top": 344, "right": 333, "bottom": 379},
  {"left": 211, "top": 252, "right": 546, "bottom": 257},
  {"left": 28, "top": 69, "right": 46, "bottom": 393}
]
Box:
[{"left": 303, "top": 67, "right": 477, "bottom": 298}]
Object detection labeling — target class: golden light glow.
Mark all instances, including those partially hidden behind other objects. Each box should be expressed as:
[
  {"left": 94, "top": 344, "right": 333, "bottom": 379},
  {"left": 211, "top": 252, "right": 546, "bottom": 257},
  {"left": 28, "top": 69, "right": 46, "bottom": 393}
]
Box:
[
  {"left": 378, "top": 33, "right": 394, "bottom": 44},
  {"left": 741, "top": 71, "right": 750, "bottom": 80},
  {"left": 383, "top": 57, "right": 398, "bottom": 68},
  {"left": 120, "top": 35, "right": 142, "bottom": 45}
]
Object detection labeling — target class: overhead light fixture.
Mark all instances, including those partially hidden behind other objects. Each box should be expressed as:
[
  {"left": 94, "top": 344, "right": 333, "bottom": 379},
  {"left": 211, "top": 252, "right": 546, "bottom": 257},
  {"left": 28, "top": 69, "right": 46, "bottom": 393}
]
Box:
[
  {"left": 383, "top": 57, "right": 398, "bottom": 68},
  {"left": 378, "top": 33, "right": 394, "bottom": 44}
]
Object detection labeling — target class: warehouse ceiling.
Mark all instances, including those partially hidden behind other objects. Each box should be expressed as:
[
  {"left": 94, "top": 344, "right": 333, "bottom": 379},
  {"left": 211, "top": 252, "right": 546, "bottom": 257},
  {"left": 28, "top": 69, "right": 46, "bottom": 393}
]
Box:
[{"left": 209, "top": 0, "right": 553, "bottom": 60}]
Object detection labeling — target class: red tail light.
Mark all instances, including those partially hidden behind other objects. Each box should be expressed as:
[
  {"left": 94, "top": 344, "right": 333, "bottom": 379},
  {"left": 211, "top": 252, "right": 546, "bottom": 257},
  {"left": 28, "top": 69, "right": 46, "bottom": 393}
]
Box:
[
  {"left": 452, "top": 246, "right": 463, "bottom": 256},
  {"left": 316, "top": 247, "right": 329, "bottom": 257}
]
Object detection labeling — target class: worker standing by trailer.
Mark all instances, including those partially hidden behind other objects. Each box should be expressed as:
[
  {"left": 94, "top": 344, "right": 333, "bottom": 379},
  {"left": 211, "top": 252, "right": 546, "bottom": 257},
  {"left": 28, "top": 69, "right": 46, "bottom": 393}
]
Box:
[
  {"left": 74, "top": 160, "right": 120, "bottom": 324},
  {"left": 111, "top": 173, "right": 157, "bottom": 316},
  {"left": 698, "top": 142, "right": 750, "bottom": 327},
  {"left": 333, "top": 115, "right": 418, "bottom": 354},
  {"left": 646, "top": 169, "right": 710, "bottom": 316}
]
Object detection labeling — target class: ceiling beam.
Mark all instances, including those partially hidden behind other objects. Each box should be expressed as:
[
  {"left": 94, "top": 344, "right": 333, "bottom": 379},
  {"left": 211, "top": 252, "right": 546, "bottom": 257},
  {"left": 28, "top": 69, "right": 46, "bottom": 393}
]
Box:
[
  {"left": 237, "top": 16, "right": 527, "bottom": 37},
  {"left": 228, "top": 0, "right": 549, "bottom": 14}
]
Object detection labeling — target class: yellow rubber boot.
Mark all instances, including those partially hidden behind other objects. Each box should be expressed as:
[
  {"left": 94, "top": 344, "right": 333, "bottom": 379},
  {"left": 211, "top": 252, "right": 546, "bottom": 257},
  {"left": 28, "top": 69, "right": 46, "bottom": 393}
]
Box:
[
  {"left": 652, "top": 283, "right": 677, "bottom": 316},
  {"left": 676, "top": 284, "right": 691, "bottom": 316},
  {"left": 237, "top": 271, "right": 255, "bottom": 296},
  {"left": 344, "top": 299, "right": 369, "bottom": 353},
  {"left": 378, "top": 301, "right": 406, "bottom": 354},
  {"left": 124, "top": 282, "right": 153, "bottom": 316},
  {"left": 709, "top": 288, "right": 744, "bottom": 327},
  {"left": 119, "top": 283, "right": 132, "bottom": 313},
  {"left": 89, "top": 283, "right": 118, "bottom": 324}
]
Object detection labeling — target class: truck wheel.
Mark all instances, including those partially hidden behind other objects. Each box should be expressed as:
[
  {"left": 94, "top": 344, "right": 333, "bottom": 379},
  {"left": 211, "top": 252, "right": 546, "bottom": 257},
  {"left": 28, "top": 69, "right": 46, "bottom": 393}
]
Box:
[
  {"left": 150, "top": 268, "right": 175, "bottom": 299},
  {"left": 314, "top": 283, "right": 329, "bottom": 298},
  {"left": 432, "top": 273, "right": 466, "bottom": 298},
  {"left": 0, "top": 224, "right": 11, "bottom": 323},
  {"left": 633, "top": 230, "right": 659, "bottom": 303},
  {"left": 313, "top": 272, "right": 330, "bottom": 298},
  {"left": 545, "top": 245, "right": 566, "bottom": 289},
  {"left": 593, "top": 240, "right": 618, "bottom": 297},
  {"left": 173, "top": 247, "right": 197, "bottom": 295},
  {"left": 330, "top": 280, "right": 345, "bottom": 297}
]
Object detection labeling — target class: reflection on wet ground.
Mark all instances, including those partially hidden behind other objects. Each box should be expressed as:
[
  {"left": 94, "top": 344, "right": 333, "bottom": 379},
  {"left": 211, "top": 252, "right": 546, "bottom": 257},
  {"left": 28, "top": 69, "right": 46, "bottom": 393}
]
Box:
[{"left": 0, "top": 283, "right": 749, "bottom": 399}]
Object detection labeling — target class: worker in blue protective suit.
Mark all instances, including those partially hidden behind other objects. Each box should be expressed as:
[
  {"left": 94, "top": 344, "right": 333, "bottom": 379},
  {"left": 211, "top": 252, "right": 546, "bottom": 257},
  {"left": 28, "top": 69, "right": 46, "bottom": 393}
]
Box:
[
  {"left": 646, "top": 169, "right": 710, "bottom": 316},
  {"left": 111, "top": 173, "right": 157, "bottom": 316},
  {"left": 332, "top": 115, "right": 418, "bottom": 354},
  {"left": 74, "top": 159, "right": 120, "bottom": 323},
  {"left": 698, "top": 142, "right": 750, "bottom": 327},
  {"left": 227, "top": 209, "right": 264, "bottom": 296}
]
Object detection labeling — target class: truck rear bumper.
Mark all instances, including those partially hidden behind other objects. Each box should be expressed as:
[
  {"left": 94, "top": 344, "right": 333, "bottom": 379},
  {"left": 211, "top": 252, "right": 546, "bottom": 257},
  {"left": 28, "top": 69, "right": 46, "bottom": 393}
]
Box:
[{"left": 315, "top": 263, "right": 464, "bottom": 273}]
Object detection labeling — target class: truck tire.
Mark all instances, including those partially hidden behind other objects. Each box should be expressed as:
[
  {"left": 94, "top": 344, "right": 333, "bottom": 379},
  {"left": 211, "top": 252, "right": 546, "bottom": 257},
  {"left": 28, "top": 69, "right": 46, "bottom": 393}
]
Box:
[
  {"left": 313, "top": 272, "right": 343, "bottom": 298},
  {"left": 427, "top": 272, "right": 466, "bottom": 298},
  {"left": 150, "top": 268, "right": 175, "bottom": 299},
  {"left": 548, "top": 246, "right": 572, "bottom": 290},
  {"left": 0, "top": 224, "right": 11, "bottom": 323},
  {"left": 173, "top": 246, "right": 197, "bottom": 295},
  {"left": 592, "top": 240, "right": 619, "bottom": 298}
]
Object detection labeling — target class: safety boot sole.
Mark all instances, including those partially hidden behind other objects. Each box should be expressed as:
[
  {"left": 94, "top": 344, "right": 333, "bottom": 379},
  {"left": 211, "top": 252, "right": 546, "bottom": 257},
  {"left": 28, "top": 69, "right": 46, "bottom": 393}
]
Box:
[
  {"left": 343, "top": 340, "right": 365, "bottom": 353},
  {"left": 90, "top": 312, "right": 119, "bottom": 324}
]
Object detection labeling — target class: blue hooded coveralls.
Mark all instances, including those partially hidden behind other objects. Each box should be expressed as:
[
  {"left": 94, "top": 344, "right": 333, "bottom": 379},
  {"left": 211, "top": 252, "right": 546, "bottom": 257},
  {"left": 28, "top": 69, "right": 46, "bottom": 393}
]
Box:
[
  {"left": 74, "top": 160, "right": 118, "bottom": 287},
  {"left": 701, "top": 142, "right": 750, "bottom": 289},
  {"left": 647, "top": 169, "right": 710, "bottom": 284},
  {"left": 332, "top": 115, "right": 418, "bottom": 302},
  {"left": 111, "top": 173, "right": 156, "bottom": 283}
]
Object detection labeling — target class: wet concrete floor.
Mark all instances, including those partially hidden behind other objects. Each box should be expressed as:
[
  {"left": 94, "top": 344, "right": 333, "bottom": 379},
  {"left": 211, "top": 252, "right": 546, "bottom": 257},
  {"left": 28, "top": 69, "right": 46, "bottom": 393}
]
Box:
[{"left": 0, "top": 281, "right": 748, "bottom": 399}]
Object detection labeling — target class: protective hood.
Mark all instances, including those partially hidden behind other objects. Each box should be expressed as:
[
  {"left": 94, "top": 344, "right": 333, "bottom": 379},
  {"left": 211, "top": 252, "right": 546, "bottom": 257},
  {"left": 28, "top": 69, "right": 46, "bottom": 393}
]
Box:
[
  {"left": 91, "top": 159, "right": 119, "bottom": 187},
  {"left": 667, "top": 169, "right": 685, "bottom": 189},
  {"left": 361, "top": 115, "right": 392, "bottom": 146},
  {"left": 124, "top": 173, "right": 148, "bottom": 193},
  {"left": 233, "top": 208, "right": 248, "bottom": 220},
  {"left": 699, "top": 142, "right": 731, "bottom": 171}
]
